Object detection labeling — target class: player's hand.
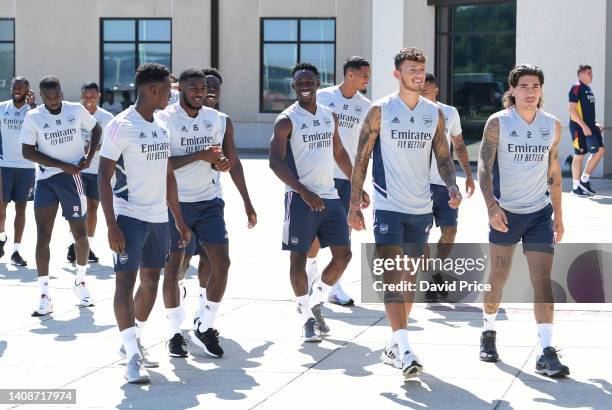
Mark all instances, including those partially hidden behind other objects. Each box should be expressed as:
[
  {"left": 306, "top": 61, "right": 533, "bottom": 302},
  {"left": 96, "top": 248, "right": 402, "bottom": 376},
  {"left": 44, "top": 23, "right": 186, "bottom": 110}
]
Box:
[
  {"left": 448, "top": 186, "right": 462, "bottom": 209},
  {"left": 78, "top": 156, "right": 92, "bottom": 171},
  {"left": 200, "top": 146, "right": 223, "bottom": 163},
  {"left": 465, "top": 176, "right": 476, "bottom": 198},
  {"left": 582, "top": 125, "right": 593, "bottom": 137},
  {"left": 26, "top": 90, "right": 36, "bottom": 107},
  {"left": 553, "top": 217, "right": 564, "bottom": 243},
  {"left": 61, "top": 163, "right": 81, "bottom": 176},
  {"left": 301, "top": 189, "right": 325, "bottom": 212},
  {"left": 360, "top": 190, "right": 371, "bottom": 209},
  {"left": 176, "top": 222, "right": 192, "bottom": 249},
  {"left": 348, "top": 207, "right": 365, "bottom": 231},
  {"left": 214, "top": 157, "right": 231, "bottom": 172},
  {"left": 596, "top": 123, "right": 603, "bottom": 134},
  {"left": 488, "top": 203, "right": 508, "bottom": 233},
  {"left": 107, "top": 222, "right": 126, "bottom": 254},
  {"left": 245, "top": 203, "right": 257, "bottom": 228}
]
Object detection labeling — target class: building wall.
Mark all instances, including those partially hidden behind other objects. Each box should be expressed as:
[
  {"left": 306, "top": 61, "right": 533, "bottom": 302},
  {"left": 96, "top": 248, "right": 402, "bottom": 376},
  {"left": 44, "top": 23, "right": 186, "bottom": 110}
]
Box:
[{"left": 516, "top": 0, "right": 609, "bottom": 175}]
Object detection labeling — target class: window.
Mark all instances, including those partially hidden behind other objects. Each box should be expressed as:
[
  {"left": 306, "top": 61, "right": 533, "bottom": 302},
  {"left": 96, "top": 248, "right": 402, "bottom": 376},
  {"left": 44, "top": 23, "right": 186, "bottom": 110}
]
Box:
[
  {"left": 100, "top": 18, "right": 171, "bottom": 107},
  {"left": 0, "top": 19, "right": 15, "bottom": 100},
  {"left": 435, "top": 1, "right": 516, "bottom": 142},
  {"left": 261, "top": 18, "right": 335, "bottom": 112}
]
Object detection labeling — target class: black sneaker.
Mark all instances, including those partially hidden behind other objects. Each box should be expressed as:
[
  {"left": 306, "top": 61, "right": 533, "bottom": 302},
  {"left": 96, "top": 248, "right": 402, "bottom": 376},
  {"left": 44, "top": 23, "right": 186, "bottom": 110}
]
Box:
[
  {"left": 571, "top": 187, "right": 589, "bottom": 197},
  {"left": 88, "top": 249, "right": 99, "bottom": 263},
  {"left": 189, "top": 326, "right": 224, "bottom": 357},
  {"left": 536, "top": 347, "right": 570, "bottom": 378},
  {"left": 579, "top": 180, "right": 596, "bottom": 195},
  {"left": 10, "top": 251, "right": 27, "bottom": 267},
  {"left": 66, "top": 244, "right": 76, "bottom": 263},
  {"left": 0, "top": 238, "right": 6, "bottom": 258},
  {"left": 166, "top": 333, "right": 189, "bottom": 357},
  {"left": 480, "top": 330, "right": 500, "bottom": 362}
]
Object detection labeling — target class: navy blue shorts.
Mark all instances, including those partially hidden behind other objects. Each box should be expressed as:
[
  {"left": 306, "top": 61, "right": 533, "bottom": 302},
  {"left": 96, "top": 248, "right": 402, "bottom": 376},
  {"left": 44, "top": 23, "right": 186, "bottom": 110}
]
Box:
[
  {"left": 373, "top": 210, "right": 433, "bottom": 256},
  {"left": 489, "top": 203, "right": 554, "bottom": 254},
  {"left": 81, "top": 173, "right": 99, "bottom": 201},
  {"left": 169, "top": 197, "right": 228, "bottom": 254},
  {"left": 334, "top": 178, "right": 351, "bottom": 216},
  {"left": 282, "top": 192, "right": 350, "bottom": 253},
  {"left": 570, "top": 122, "right": 603, "bottom": 155},
  {"left": 114, "top": 215, "right": 170, "bottom": 272},
  {"left": 431, "top": 184, "right": 458, "bottom": 227},
  {"left": 1, "top": 167, "right": 34, "bottom": 203},
  {"left": 34, "top": 173, "right": 86, "bottom": 220}
]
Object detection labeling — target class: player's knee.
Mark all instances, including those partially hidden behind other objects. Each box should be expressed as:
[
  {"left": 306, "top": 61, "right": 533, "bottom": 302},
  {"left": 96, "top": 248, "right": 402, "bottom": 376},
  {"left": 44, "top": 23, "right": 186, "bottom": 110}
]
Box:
[
  {"left": 441, "top": 227, "right": 457, "bottom": 242},
  {"left": 332, "top": 248, "right": 352, "bottom": 268}
]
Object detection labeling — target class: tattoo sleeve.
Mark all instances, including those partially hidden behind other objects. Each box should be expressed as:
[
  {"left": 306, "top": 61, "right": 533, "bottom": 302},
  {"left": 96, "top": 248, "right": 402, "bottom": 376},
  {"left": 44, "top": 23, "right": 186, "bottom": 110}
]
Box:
[
  {"left": 451, "top": 133, "right": 472, "bottom": 177},
  {"left": 350, "top": 105, "right": 381, "bottom": 208},
  {"left": 431, "top": 109, "right": 457, "bottom": 189},
  {"left": 547, "top": 120, "right": 563, "bottom": 217},
  {"left": 477, "top": 115, "right": 500, "bottom": 208}
]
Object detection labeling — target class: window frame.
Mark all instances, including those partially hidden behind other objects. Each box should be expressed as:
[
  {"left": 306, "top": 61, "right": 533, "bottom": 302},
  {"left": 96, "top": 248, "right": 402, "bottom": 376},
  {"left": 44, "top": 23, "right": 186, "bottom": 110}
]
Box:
[
  {"left": 99, "top": 17, "right": 173, "bottom": 94},
  {"left": 0, "top": 18, "right": 15, "bottom": 100},
  {"left": 259, "top": 17, "right": 336, "bottom": 113}
]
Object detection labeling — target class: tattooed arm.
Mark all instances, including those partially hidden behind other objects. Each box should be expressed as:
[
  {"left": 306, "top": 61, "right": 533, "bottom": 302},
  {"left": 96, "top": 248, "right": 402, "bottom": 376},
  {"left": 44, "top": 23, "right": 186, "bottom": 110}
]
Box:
[
  {"left": 348, "top": 104, "right": 381, "bottom": 231},
  {"left": 477, "top": 114, "right": 507, "bottom": 232},
  {"left": 548, "top": 120, "right": 564, "bottom": 242},
  {"left": 432, "top": 108, "right": 461, "bottom": 208},
  {"left": 449, "top": 110, "right": 475, "bottom": 197}
]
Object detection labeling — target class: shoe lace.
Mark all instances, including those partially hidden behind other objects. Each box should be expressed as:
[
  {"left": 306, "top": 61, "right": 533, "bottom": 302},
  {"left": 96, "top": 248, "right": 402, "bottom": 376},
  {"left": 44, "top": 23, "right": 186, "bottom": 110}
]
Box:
[
  {"left": 547, "top": 347, "right": 563, "bottom": 360},
  {"left": 206, "top": 328, "right": 220, "bottom": 343},
  {"left": 483, "top": 335, "right": 496, "bottom": 351}
]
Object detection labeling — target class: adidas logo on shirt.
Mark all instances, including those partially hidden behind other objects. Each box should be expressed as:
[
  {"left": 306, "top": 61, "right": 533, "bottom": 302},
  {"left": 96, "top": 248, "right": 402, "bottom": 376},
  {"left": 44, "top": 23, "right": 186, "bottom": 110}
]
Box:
[
  {"left": 509, "top": 130, "right": 519, "bottom": 137},
  {"left": 43, "top": 123, "right": 50, "bottom": 129},
  {"left": 181, "top": 126, "right": 188, "bottom": 132},
  {"left": 391, "top": 117, "right": 400, "bottom": 124},
  {"left": 139, "top": 132, "right": 147, "bottom": 139},
  {"left": 301, "top": 123, "right": 308, "bottom": 130},
  {"left": 329, "top": 102, "right": 335, "bottom": 107}
]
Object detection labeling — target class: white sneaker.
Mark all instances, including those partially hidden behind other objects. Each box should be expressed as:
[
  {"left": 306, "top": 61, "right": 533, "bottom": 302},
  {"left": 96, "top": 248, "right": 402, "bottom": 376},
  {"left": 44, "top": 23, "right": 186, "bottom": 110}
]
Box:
[
  {"left": 73, "top": 281, "right": 94, "bottom": 307},
  {"left": 32, "top": 294, "right": 54, "bottom": 317},
  {"left": 124, "top": 353, "right": 150, "bottom": 384},
  {"left": 328, "top": 283, "right": 355, "bottom": 306},
  {"left": 381, "top": 342, "right": 402, "bottom": 369},
  {"left": 401, "top": 350, "right": 423, "bottom": 379}
]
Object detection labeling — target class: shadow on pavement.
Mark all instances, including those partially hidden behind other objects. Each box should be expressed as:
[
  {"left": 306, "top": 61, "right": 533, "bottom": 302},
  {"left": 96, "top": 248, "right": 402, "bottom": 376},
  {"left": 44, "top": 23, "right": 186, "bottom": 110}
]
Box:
[
  {"left": 30, "top": 308, "right": 114, "bottom": 341},
  {"left": 0, "top": 340, "right": 6, "bottom": 357},
  {"left": 299, "top": 337, "right": 381, "bottom": 377},
  {"left": 0, "top": 264, "right": 38, "bottom": 283},
  {"left": 426, "top": 305, "right": 508, "bottom": 328}
]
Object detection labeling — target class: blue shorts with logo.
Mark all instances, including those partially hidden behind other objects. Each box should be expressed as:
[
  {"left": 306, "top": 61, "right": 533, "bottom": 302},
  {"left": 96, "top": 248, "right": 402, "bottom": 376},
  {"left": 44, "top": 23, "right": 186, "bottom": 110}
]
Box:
[
  {"left": 489, "top": 203, "right": 554, "bottom": 254},
  {"left": 1, "top": 167, "right": 35, "bottom": 203},
  {"left": 431, "top": 184, "right": 458, "bottom": 227},
  {"left": 114, "top": 215, "right": 170, "bottom": 272},
  {"left": 34, "top": 173, "right": 86, "bottom": 220},
  {"left": 334, "top": 178, "right": 351, "bottom": 216},
  {"left": 81, "top": 173, "right": 99, "bottom": 200},
  {"left": 282, "top": 192, "right": 350, "bottom": 253},
  {"left": 570, "top": 122, "right": 604, "bottom": 155},
  {"left": 169, "top": 197, "right": 228, "bottom": 254},
  {"left": 374, "top": 210, "right": 433, "bottom": 256}
]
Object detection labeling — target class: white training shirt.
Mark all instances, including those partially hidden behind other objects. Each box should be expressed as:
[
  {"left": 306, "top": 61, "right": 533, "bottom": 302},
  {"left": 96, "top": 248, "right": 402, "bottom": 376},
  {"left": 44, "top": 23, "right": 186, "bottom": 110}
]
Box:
[
  {"left": 373, "top": 93, "right": 440, "bottom": 214},
  {"left": 19, "top": 101, "right": 97, "bottom": 180},
  {"left": 317, "top": 86, "right": 371, "bottom": 180},
  {"left": 156, "top": 102, "right": 225, "bottom": 202},
  {"left": 81, "top": 107, "right": 114, "bottom": 175},
  {"left": 100, "top": 106, "right": 171, "bottom": 223},
  {"left": 281, "top": 102, "right": 338, "bottom": 199},
  {"left": 0, "top": 100, "right": 35, "bottom": 168},
  {"left": 494, "top": 107, "right": 556, "bottom": 214},
  {"left": 430, "top": 102, "right": 462, "bottom": 186}
]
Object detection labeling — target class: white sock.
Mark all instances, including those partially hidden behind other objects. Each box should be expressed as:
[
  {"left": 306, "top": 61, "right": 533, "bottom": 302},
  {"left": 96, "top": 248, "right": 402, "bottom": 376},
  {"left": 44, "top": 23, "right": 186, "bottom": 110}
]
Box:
[
  {"left": 537, "top": 323, "right": 553, "bottom": 352},
  {"left": 198, "top": 300, "right": 220, "bottom": 332},
  {"left": 297, "top": 294, "right": 314, "bottom": 324},
  {"left": 134, "top": 319, "right": 145, "bottom": 339},
  {"left": 387, "top": 331, "right": 397, "bottom": 349},
  {"left": 309, "top": 278, "right": 332, "bottom": 308},
  {"left": 166, "top": 306, "right": 183, "bottom": 338},
  {"left": 69, "top": 236, "right": 75, "bottom": 245},
  {"left": 38, "top": 276, "right": 50, "bottom": 296},
  {"left": 306, "top": 258, "right": 318, "bottom": 292},
  {"left": 572, "top": 179, "right": 580, "bottom": 189},
  {"left": 483, "top": 311, "right": 497, "bottom": 331},
  {"left": 198, "top": 287, "right": 207, "bottom": 314},
  {"left": 580, "top": 173, "right": 590, "bottom": 183},
  {"left": 393, "top": 328, "right": 413, "bottom": 355},
  {"left": 121, "top": 327, "right": 139, "bottom": 359},
  {"left": 75, "top": 264, "right": 87, "bottom": 284},
  {"left": 0, "top": 232, "right": 6, "bottom": 241},
  {"left": 13, "top": 243, "right": 20, "bottom": 253}
]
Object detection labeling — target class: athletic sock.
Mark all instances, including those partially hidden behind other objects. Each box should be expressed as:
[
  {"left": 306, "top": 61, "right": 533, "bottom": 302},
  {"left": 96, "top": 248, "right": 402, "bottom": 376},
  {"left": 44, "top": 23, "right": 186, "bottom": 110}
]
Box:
[
  {"left": 306, "top": 258, "right": 318, "bottom": 292},
  {"left": 483, "top": 311, "right": 497, "bottom": 331},
  {"left": 38, "top": 276, "right": 50, "bottom": 296},
  {"left": 121, "top": 327, "right": 139, "bottom": 359},
  {"left": 75, "top": 264, "right": 87, "bottom": 284},
  {"left": 393, "top": 328, "right": 413, "bottom": 356},
  {"left": 166, "top": 306, "right": 183, "bottom": 338},
  {"left": 198, "top": 300, "right": 220, "bottom": 332},
  {"left": 13, "top": 243, "right": 20, "bottom": 253},
  {"left": 537, "top": 323, "right": 553, "bottom": 352},
  {"left": 387, "top": 331, "right": 397, "bottom": 349},
  {"left": 69, "top": 236, "right": 74, "bottom": 245},
  {"left": 309, "top": 278, "right": 332, "bottom": 307},
  {"left": 198, "top": 287, "right": 207, "bottom": 315},
  {"left": 297, "top": 294, "right": 314, "bottom": 324},
  {"left": 580, "top": 173, "right": 590, "bottom": 183},
  {"left": 88, "top": 236, "right": 94, "bottom": 245},
  {"left": 134, "top": 319, "right": 145, "bottom": 339},
  {"left": 0, "top": 232, "right": 6, "bottom": 242},
  {"left": 572, "top": 180, "right": 580, "bottom": 190}
]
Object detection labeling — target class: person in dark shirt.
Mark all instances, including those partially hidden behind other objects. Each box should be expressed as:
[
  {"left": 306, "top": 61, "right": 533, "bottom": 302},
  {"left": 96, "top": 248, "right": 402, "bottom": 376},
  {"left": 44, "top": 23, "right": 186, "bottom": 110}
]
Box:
[{"left": 568, "top": 65, "right": 604, "bottom": 196}]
